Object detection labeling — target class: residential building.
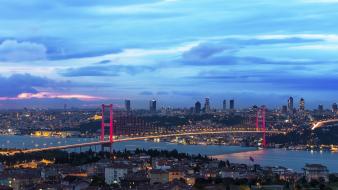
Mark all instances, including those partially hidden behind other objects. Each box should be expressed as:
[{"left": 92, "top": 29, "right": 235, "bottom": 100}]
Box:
[
  {"left": 304, "top": 164, "right": 329, "bottom": 182},
  {"left": 149, "top": 169, "right": 169, "bottom": 184},
  {"left": 104, "top": 163, "right": 131, "bottom": 185}
]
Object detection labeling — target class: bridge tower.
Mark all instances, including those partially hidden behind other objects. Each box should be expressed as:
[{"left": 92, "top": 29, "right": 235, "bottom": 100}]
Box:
[
  {"left": 256, "top": 106, "right": 267, "bottom": 147},
  {"left": 101, "top": 104, "right": 114, "bottom": 143}
]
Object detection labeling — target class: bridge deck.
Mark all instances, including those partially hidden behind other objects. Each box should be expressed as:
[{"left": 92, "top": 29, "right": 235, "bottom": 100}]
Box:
[{"left": 9, "top": 130, "right": 282, "bottom": 154}]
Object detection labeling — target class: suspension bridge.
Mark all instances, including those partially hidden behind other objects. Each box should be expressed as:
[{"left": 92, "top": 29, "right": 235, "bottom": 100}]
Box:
[{"left": 8, "top": 105, "right": 277, "bottom": 155}]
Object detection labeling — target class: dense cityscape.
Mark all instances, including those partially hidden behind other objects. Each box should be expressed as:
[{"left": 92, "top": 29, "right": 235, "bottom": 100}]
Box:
[{"left": 0, "top": 97, "right": 337, "bottom": 189}]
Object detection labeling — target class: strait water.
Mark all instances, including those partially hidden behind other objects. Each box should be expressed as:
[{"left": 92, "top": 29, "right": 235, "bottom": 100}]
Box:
[{"left": 0, "top": 135, "right": 337, "bottom": 172}]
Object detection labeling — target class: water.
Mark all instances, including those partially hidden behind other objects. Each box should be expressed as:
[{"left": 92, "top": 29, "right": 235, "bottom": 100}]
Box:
[
  {"left": 212, "top": 149, "right": 338, "bottom": 172},
  {"left": 0, "top": 135, "right": 337, "bottom": 172},
  {"left": 0, "top": 135, "right": 96, "bottom": 149},
  {"left": 111, "top": 140, "right": 255, "bottom": 155},
  {"left": 0, "top": 135, "right": 254, "bottom": 154}
]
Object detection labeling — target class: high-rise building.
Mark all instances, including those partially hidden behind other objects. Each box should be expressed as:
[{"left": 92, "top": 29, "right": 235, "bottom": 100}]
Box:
[
  {"left": 318, "top": 104, "right": 324, "bottom": 112},
  {"left": 332, "top": 103, "right": 337, "bottom": 113},
  {"left": 299, "top": 98, "right": 305, "bottom": 111},
  {"left": 195, "top": 101, "right": 201, "bottom": 114},
  {"left": 125, "top": 99, "right": 131, "bottom": 112},
  {"left": 282, "top": 105, "right": 287, "bottom": 114},
  {"left": 229, "top": 99, "right": 235, "bottom": 110},
  {"left": 223, "top": 100, "right": 226, "bottom": 111},
  {"left": 288, "top": 97, "right": 294, "bottom": 113},
  {"left": 204, "top": 98, "right": 210, "bottom": 113},
  {"left": 149, "top": 99, "right": 156, "bottom": 113}
]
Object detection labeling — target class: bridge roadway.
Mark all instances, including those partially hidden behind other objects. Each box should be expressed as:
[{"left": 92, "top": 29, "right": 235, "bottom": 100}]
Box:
[
  {"left": 311, "top": 119, "right": 338, "bottom": 130},
  {"left": 12, "top": 130, "right": 282, "bottom": 154}
]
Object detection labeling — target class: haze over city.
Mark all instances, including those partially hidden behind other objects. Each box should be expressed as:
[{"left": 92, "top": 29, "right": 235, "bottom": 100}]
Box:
[{"left": 0, "top": 0, "right": 337, "bottom": 109}]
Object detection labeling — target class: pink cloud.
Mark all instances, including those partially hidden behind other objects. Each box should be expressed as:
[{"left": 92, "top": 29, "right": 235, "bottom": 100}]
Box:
[{"left": 0, "top": 92, "right": 105, "bottom": 101}]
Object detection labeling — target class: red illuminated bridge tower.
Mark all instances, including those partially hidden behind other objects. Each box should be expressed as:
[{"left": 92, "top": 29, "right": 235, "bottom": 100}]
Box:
[
  {"left": 101, "top": 104, "right": 114, "bottom": 143},
  {"left": 256, "top": 106, "right": 267, "bottom": 147}
]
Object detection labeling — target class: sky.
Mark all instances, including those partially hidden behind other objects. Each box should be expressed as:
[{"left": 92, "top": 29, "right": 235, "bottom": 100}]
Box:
[{"left": 0, "top": 0, "right": 337, "bottom": 109}]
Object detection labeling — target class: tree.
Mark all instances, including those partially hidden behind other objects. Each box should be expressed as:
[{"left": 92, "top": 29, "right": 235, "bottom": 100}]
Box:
[{"left": 90, "top": 176, "right": 107, "bottom": 187}]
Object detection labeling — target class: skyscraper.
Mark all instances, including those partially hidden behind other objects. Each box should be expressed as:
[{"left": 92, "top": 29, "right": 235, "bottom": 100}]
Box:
[
  {"left": 195, "top": 101, "right": 201, "bottom": 114},
  {"left": 282, "top": 105, "right": 287, "bottom": 114},
  {"left": 204, "top": 98, "right": 210, "bottom": 113},
  {"left": 299, "top": 98, "right": 305, "bottom": 111},
  {"left": 223, "top": 100, "right": 226, "bottom": 111},
  {"left": 149, "top": 99, "right": 156, "bottom": 113},
  {"left": 288, "top": 97, "right": 294, "bottom": 113},
  {"left": 229, "top": 99, "right": 235, "bottom": 110},
  {"left": 125, "top": 99, "right": 131, "bottom": 112},
  {"left": 332, "top": 103, "right": 337, "bottom": 113},
  {"left": 318, "top": 104, "right": 324, "bottom": 112}
]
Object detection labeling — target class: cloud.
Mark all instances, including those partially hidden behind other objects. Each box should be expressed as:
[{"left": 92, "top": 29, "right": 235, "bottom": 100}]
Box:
[
  {"left": 191, "top": 71, "right": 338, "bottom": 91},
  {"left": 182, "top": 43, "right": 234, "bottom": 60},
  {"left": 0, "top": 74, "right": 105, "bottom": 101},
  {"left": 139, "top": 91, "right": 153, "bottom": 95},
  {"left": 0, "top": 40, "right": 47, "bottom": 62},
  {"left": 172, "top": 91, "right": 202, "bottom": 97},
  {"left": 97, "top": 60, "right": 111, "bottom": 64},
  {"left": 181, "top": 52, "right": 331, "bottom": 66},
  {"left": 60, "top": 64, "right": 155, "bottom": 77},
  {"left": 48, "top": 48, "right": 122, "bottom": 60},
  {"left": 256, "top": 34, "right": 338, "bottom": 42},
  {"left": 56, "top": 0, "right": 160, "bottom": 7},
  {"left": 0, "top": 74, "right": 54, "bottom": 97},
  {"left": 220, "top": 37, "right": 323, "bottom": 46},
  {"left": 7, "top": 92, "right": 103, "bottom": 101},
  {"left": 157, "top": 91, "right": 169, "bottom": 95},
  {"left": 0, "top": 73, "right": 99, "bottom": 98},
  {"left": 0, "top": 0, "right": 337, "bottom": 107},
  {"left": 179, "top": 37, "right": 327, "bottom": 66},
  {"left": 290, "top": 44, "right": 338, "bottom": 50},
  {"left": 301, "top": 0, "right": 338, "bottom": 3}
]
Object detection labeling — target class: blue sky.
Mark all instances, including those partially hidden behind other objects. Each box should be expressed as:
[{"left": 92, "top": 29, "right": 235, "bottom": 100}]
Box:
[{"left": 0, "top": 0, "right": 337, "bottom": 109}]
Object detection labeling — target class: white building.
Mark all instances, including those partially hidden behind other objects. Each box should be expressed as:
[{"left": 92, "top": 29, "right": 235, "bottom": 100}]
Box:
[
  {"left": 304, "top": 164, "right": 329, "bottom": 182},
  {"left": 105, "top": 163, "right": 131, "bottom": 185},
  {"left": 219, "top": 168, "right": 241, "bottom": 179}
]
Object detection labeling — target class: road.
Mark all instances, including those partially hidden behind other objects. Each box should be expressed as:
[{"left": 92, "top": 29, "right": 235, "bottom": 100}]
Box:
[{"left": 311, "top": 119, "right": 338, "bottom": 130}]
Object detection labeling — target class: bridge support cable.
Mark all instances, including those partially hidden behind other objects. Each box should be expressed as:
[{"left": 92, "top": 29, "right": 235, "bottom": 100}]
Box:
[
  {"left": 100, "top": 104, "right": 114, "bottom": 152},
  {"left": 256, "top": 106, "right": 267, "bottom": 147}
]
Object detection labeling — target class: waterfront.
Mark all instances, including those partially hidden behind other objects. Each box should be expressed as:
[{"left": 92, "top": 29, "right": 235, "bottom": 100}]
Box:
[{"left": 1, "top": 135, "right": 337, "bottom": 172}]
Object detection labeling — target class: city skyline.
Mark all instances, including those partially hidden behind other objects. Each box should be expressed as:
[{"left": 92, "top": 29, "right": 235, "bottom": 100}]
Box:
[
  {"left": 0, "top": 0, "right": 337, "bottom": 109},
  {"left": 1, "top": 97, "right": 335, "bottom": 111}
]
